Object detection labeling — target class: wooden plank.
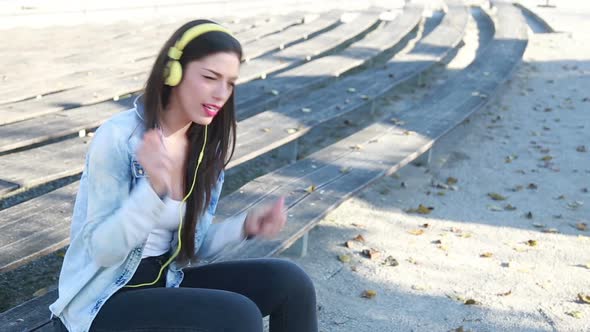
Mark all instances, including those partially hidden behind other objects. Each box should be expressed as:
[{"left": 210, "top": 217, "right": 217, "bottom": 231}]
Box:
[
  {"left": 238, "top": 10, "right": 381, "bottom": 82},
  {"left": 242, "top": 11, "right": 341, "bottom": 61},
  {"left": 237, "top": 3, "right": 424, "bottom": 114},
  {"left": 0, "top": 289, "right": 57, "bottom": 332},
  {"left": 0, "top": 98, "right": 134, "bottom": 155}
]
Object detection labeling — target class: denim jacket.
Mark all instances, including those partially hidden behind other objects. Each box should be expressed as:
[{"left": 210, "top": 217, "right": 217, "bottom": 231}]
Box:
[{"left": 49, "top": 97, "right": 247, "bottom": 332}]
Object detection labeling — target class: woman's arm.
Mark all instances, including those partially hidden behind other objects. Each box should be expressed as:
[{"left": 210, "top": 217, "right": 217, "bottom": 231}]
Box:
[{"left": 80, "top": 122, "right": 166, "bottom": 267}]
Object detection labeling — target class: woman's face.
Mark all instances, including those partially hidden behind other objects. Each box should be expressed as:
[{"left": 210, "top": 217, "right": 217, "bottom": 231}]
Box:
[{"left": 171, "top": 51, "right": 240, "bottom": 126}]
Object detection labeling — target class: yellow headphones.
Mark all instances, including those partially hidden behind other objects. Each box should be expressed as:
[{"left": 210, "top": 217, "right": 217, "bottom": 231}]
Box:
[{"left": 164, "top": 22, "right": 234, "bottom": 86}]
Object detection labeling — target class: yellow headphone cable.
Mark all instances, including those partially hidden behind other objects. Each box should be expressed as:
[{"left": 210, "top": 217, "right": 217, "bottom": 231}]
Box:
[{"left": 125, "top": 125, "right": 208, "bottom": 288}]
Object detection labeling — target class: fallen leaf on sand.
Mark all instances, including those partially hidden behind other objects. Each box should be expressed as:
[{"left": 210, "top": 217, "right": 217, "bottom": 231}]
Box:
[
  {"left": 447, "top": 177, "right": 458, "bottom": 185},
  {"left": 338, "top": 254, "right": 351, "bottom": 263},
  {"left": 566, "top": 311, "right": 582, "bottom": 319},
  {"left": 411, "top": 285, "right": 425, "bottom": 291},
  {"left": 504, "top": 204, "right": 517, "bottom": 211},
  {"left": 361, "top": 290, "right": 377, "bottom": 299},
  {"left": 361, "top": 248, "right": 380, "bottom": 260},
  {"left": 353, "top": 234, "right": 366, "bottom": 242},
  {"left": 382, "top": 256, "right": 399, "bottom": 267},
  {"left": 577, "top": 293, "right": 590, "bottom": 304},
  {"left": 480, "top": 252, "right": 494, "bottom": 258},
  {"left": 567, "top": 201, "right": 584, "bottom": 210},
  {"left": 305, "top": 185, "right": 316, "bottom": 193},
  {"left": 406, "top": 204, "right": 433, "bottom": 214},
  {"left": 488, "top": 193, "right": 507, "bottom": 201},
  {"left": 526, "top": 240, "right": 538, "bottom": 247},
  {"left": 408, "top": 229, "right": 425, "bottom": 236},
  {"left": 464, "top": 299, "right": 480, "bottom": 305},
  {"left": 497, "top": 290, "right": 512, "bottom": 297},
  {"left": 487, "top": 205, "right": 503, "bottom": 212}
]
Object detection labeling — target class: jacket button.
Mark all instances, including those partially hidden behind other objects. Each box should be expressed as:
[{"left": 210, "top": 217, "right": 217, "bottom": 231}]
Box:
[{"left": 138, "top": 169, "right": 144, "bottom": 175}]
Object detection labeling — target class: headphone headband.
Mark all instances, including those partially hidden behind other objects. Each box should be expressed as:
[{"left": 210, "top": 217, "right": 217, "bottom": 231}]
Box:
[{"left": 168, "top": 23, "right": 234, "bottom": 60}]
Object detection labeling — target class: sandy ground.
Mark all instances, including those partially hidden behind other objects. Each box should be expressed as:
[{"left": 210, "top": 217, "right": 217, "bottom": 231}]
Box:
[{"left": 279, "top": 2, "right": 590, "bottom": 331}]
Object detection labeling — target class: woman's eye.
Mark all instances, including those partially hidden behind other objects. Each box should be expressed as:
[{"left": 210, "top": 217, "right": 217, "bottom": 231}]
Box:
[{"left": 203, "top": 76, "right": 216, "bottom": 80}]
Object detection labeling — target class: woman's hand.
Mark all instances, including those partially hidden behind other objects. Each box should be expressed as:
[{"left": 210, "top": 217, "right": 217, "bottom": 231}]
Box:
[
  {"left": 244, "top": 197, "right": 287, "bottom": 239},
  {"left": 136, "top": 129, "right": 172, "bottom": 197}
]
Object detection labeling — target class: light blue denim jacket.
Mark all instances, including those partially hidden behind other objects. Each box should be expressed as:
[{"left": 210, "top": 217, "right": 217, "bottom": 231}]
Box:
[{"left": 49, "top": 97, "right": 247, "bottom": 332}]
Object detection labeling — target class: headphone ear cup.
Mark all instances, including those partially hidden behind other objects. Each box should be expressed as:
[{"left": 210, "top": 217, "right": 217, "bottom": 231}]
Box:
[{"left": 164, "top": 60, "right": 183, "bottom": 86}]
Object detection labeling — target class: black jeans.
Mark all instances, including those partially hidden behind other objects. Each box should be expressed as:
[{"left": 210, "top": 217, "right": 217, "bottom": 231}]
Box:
[{"left": 55, "top": 257, "right": 317, "bottom": 332}]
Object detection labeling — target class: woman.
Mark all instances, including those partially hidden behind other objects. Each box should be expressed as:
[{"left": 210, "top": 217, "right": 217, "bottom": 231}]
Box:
[{"left": 50, "top": 19, "right": 318, "bottom": 332}]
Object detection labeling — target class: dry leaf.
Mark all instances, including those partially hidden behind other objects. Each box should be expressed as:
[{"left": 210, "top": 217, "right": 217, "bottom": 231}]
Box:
[
  {"left": 383, "top": 256, "right": 399, "bottom": 267},
  {"left": 305, "top": 185, "right": 316, "bottom": 193},
  {"left": 497, "top": 290, "right": 512, "bottom": 297},
  {"left": 421, "top": 223, "right": 430, "bottom": 228},
  {"left": 480, "top": 252, "right": 494, "bottom": 258},
  {"left": 361, "top": 248, "right": 380, "bottom": 260},
  {"left": 338, "top": 254, "right": 351, "bottom": 263},
  {"left": 344, "top": 241, "right": 355, "bottom": 248},
  {"left": 566, "top": 311, "right": 582, "bottom": 319},
  {"left": 575, "top": 223, "right": 588, "bottom": 231},
  {"left": 446, "top": 177, "right": 458, "bottom": 185},
  {"left": 353, "top": 234, "right": 366, "bottom": 242},
  {"left": 577, "top": 293, "right": 590, "bottom": 304},
  {"left": 406, "top": 204, "right": 433, "bottom": 214},
  {"left": 361, "top": 290, "right": 377, "bottom": 299},
  {"left": 407, "top": 229, "right": 425, "bottom": 236},
  {"left": 488, "top": 193, "right": 507, "bottom": 201},
  {"left": 411, "top": 285, "right": 425, "bottom": 291},
  {"left": 464, "top": 299, "right": 480, "bottom": 305},
  {"left": 504, "top": 204, "right": 517, "bottom": 211},
  {"left": 567, "top": 201, "right": 584, "bottom": 210},
  {"left": 526, "top": 240, "right": 538, "bottom": 247},
  {"left": 488, "top": 205, "right": 503, "bottom": 212}
]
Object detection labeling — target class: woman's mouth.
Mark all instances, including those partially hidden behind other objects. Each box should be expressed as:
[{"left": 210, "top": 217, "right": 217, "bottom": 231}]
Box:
[{"left": 202, "top": 104, "right": 221, "bottom": 117}]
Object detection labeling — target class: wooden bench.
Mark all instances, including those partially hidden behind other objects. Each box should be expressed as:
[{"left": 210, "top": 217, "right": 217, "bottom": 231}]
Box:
[{"left": 0, "top": 0, "right": 532, "bottom": 330}]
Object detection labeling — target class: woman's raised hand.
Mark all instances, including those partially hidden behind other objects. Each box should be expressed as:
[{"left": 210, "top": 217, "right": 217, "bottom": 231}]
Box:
[
  {"left": 136, "top": 129, "right": 172, "bottom": 197},
  {"left": 244, "top": 197, "right": 287, "bottom": 239}
]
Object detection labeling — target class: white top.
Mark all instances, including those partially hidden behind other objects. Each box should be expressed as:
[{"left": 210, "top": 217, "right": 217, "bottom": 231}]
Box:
[
  {"left": 142, "top": 197, "right": 184, "bottom": 258},
  {"left": 142, "top": 196, "right": 248, "bottom": 259}
]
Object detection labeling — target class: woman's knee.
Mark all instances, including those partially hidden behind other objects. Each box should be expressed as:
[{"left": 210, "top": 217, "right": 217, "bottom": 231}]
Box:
[
  {"left": 222, "top": 291, "right": 264, "bottom": 330},
  {"left": 267, "top": 259, "right": 316, "bottom": 299}
]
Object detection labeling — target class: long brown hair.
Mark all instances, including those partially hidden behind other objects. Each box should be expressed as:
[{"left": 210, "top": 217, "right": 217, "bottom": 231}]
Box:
[{"left": 142, "top": 19, "right": 242, "bottom": 263}]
